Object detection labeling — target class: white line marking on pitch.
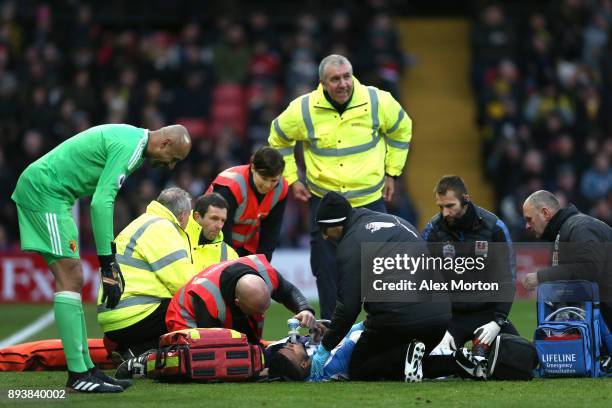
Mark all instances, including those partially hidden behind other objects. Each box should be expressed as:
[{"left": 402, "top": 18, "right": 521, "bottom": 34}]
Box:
[{"left": 0, "top": 310, "right": 55, "bottom": 348}]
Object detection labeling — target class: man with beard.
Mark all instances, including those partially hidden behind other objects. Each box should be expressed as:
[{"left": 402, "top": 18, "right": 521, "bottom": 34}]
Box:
[{"left": 423, "top": 175, "right": 518, "bottom": 356}]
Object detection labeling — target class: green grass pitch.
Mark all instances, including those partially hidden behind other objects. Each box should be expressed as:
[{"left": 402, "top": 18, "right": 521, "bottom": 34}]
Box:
[{"left": 1, "top": 301, "right": 611, "bottom": 407}]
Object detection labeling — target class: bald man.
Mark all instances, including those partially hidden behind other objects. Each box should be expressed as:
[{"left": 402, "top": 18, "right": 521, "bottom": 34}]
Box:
[
  {"left": 11, "top": 123, "right": 191, "bottom": 393},
  {"left": 522, "top": 190, "right": 612, "bottom": 326},
  {"left": 235, "top": 274, "right": 272, "bottom": 315},
  {"left": 147, "top": 124, "right": 192, "bottom": 170},
  {"left": 166, "top": 255, "right": 315, "bottom": 344}
]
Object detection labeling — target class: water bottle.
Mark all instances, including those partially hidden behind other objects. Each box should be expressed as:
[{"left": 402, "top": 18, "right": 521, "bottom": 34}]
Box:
[
  {"left": 287, "top": 318, "right": 300, "bottom": 343},
  {"left": 472, "top": 329, "right": 490, "bottom": 358}
]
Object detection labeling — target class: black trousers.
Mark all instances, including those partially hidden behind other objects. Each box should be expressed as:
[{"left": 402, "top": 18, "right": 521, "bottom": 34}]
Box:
[
  {"left": 105, "top": 299, "right": 170, "bottom": 357},
  {"left": 309, "top": 196, "right": 387, "bottom": 319},
  {"left": 348, "top": 320, "right": 454, "bottom": 381},
  {"left": 448, "top": 309, "right": 519, "bottom": 347}
]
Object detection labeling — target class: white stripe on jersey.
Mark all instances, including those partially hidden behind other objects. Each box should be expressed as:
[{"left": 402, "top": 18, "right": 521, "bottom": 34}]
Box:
[
  {"left": 45, "top": 213, "right": 58, "bottom": 255},
  {"left": 127, "top": 132, "right": 147, "bottom": 171},
  {"left": 50, "top": 213, "right": 62, "bottom": 255}
]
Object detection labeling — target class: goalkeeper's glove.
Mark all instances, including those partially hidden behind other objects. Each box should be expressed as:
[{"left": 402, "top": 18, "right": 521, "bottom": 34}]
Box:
[{"left": 99, "top": 242, "right": 125, "bottom": 309}]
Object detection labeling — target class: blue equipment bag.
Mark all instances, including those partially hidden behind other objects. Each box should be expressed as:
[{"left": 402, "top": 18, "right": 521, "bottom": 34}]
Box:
[{"left": 534, "top": 280, "right": 602, "bottom": 377}]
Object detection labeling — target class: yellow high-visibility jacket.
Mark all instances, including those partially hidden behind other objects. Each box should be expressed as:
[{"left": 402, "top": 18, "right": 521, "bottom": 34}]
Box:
[
  {"left": 184, "top": 211, "right": 238, "bottom": 272},
  {"left": 97, "top": 201, "right": 195, "bottom": 332},
  {"left": 268, "top": 76, "right": 412, "bottom": 207}
]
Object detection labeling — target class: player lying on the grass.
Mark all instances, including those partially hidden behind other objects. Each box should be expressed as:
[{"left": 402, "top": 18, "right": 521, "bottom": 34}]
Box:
[
  {"left": 114, "top": 321, "right": 487, "bottom": 382},
  {"left": 111, "top": 321, "right": 366, "bottom": 380},
  {"left": 267, "top": 322, "right": 487, "bottom": 382}
]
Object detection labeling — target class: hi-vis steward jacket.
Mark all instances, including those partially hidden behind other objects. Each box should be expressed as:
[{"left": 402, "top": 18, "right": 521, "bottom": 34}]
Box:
[
  {"left": 207, "top": 165, "right": 288, "bottom": 253},
  {"left": 165, "top": 255, "right": 279, "bottom": 338},
  {"left": 97, "top": 201, "right": 195, "bottom": 332},
  {"left": 166, "top": 254, "right": 314, "bottom": 343},
  {"left": 185, "top": 211, "right": 238, "bottom": 272},
  {"left": 268, "top": 76, "right": 412, "bottom": 207}
]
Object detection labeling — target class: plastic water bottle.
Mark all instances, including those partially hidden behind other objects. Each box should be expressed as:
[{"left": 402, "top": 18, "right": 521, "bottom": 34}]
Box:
[
  {"left": 287, "top": 318, "right": 300, "bottom": 343},
  {"left": 472, "top": 329, "right": 490, "bottom": 358}
]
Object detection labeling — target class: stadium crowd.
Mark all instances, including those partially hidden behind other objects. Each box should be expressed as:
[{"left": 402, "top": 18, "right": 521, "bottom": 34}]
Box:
[
  {"left": 0, "top": 0, "right": 609, "bottom": 250},
  {"left": 0, "top": 0, "right": 411, "bottom": 251},
  {"left": 0, "top": 0, "right": 611, "bottom": 391},
  {"left": 473, "top": 0, "right": 612, "bottom": 239}
]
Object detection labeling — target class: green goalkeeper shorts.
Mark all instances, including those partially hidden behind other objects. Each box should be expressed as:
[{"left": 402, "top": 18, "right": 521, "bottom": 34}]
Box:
[{"left": 16, "top": 204, "right": 80, "bottom": 264}]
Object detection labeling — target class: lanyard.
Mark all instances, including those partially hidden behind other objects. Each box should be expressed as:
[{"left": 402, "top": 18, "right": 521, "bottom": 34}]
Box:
[{"left": 552, "top": 233, "right": 560, "bottom": 266}]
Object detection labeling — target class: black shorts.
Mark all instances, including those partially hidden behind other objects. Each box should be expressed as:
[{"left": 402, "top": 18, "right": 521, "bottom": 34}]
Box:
[{"left": 105, "top": 299, "right": 171, "bottom": 356}]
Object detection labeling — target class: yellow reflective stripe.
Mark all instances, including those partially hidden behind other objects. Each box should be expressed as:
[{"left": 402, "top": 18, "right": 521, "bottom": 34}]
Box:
[
  {"left": 220, "top": 242, "right": 228, "bottom": 261},
  {"left": 177, "top": 287, "right": 197, "bottom": 328},
  {"left": 97, "top": 295, "right": 163, "bottom": 313},
  {"left": 387, "top": 108, "right": 405, "bottom": 134},
  {"left": 117, "top": 249, "right": 188, "bottom": 272},
  {"left": 301, "top": 95, "right": 315, "bottom": 142},
  {"left": 196, "top": 278, "right": 226, "bottom": 323},
  {"left": 277, "top": 147, "right": 293, "bottom": 156},
  {"left": 247, "top": 255, "right": 273, "bottom": 292},
  {"left": 219, "top": 171, "right": 248, "bottom": 222},
  {"left": 273, "top": 118, "right": 291, "bottom": 142},
  {"left": 270, "top": 180, "right": 285, "bottom": 208},
  {"left": 306, "top": 176, "right": 385, "bottom": 200},
  {"left": 237, "top": 218, "right": 259, "bottom": 226},
  {"left": 124, "top": 217, "right": 165, "bottom": 257},
  {"left": 386, "top": 139, "right": 410, "bottom": 149},
  {"left": 232, "top": 229, "right": 258, "bottom": 244},
  {"left": 303, "top": 87, "right": 382, "bottom": 157}
]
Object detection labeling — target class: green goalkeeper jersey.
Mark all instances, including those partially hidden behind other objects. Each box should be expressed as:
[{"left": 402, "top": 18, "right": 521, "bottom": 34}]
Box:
[{"left": 12, "top": 124, "right": 148, "bottom": 256}]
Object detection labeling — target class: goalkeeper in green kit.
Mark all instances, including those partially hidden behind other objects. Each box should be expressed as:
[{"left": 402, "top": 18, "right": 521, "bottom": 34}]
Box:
[{"left": 11, "top": 124, "right": 191, "bottom": 393}]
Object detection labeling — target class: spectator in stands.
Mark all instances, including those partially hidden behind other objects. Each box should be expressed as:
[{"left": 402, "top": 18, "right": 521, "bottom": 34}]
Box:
[
  {"left": 580, "top": 152, "right": 612, "bottom": 203},
  {"left": 213, "top": 24, "right": 251, "bottom": 84},
  {"left": 16, "top": 2, "right": 588, "bottom": 254},
  {"left": 472, "top": 0, "right": 611, "bottom": 235},
  {"left": 471, "top": 4, "right": 517, "bottom": 91}
]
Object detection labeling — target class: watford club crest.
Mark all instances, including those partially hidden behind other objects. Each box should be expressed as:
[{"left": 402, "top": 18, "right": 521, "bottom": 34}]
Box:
[{"left": 69, "top": 240, "right": 78, "bottom": 253}]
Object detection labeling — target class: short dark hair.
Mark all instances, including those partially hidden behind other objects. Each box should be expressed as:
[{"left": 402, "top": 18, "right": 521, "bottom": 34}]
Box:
[
  {"left": 251, "top": 146, "right": 285, "bottom": 177},
  {"left": 267, "top": 349, "right": 308, "bottom": 381},
  {"left": 434, "top": 175, "right": 469, "bottom": 199},
  {"left": 194, "top": 192, "right": 229, "bottom": 216}
]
